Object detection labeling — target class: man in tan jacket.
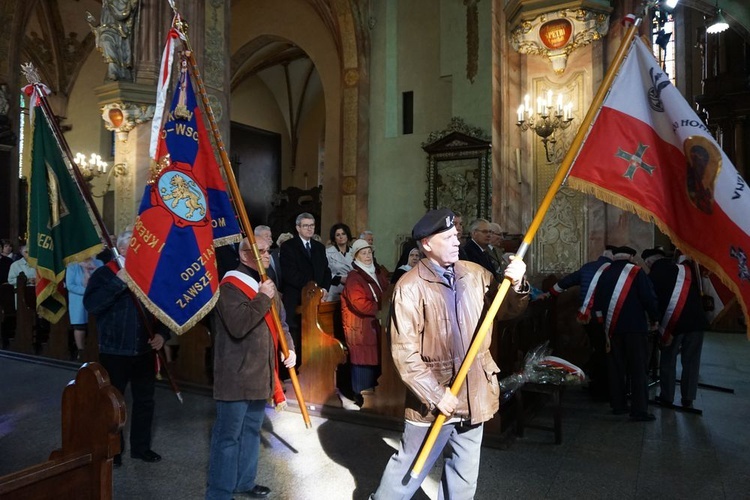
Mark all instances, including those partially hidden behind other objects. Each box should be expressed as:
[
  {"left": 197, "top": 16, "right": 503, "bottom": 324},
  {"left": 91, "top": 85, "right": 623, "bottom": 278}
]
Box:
[{"left": 371, "top": 208, "right": 529, "bottom": 500}]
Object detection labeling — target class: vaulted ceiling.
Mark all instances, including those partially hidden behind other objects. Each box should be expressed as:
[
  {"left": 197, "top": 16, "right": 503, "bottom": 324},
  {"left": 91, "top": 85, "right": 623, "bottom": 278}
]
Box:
[{"left": 7, "top": 0, "right": 750, "bottom": 99}]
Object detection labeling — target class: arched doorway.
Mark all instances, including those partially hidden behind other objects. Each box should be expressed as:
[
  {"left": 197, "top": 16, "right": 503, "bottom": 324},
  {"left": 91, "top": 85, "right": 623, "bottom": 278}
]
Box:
[{"left": 229, "top": 0, "right": 369, "bottom": 237}]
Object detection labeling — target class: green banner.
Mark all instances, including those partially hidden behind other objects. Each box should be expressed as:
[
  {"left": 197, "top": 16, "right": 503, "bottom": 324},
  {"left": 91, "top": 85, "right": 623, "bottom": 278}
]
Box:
[{"left": 27, "top": 107, "right": 102, "bottom": 322}]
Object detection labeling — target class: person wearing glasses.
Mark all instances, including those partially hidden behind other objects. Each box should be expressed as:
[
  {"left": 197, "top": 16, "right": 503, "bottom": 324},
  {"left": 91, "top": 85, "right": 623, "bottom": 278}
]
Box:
[
  {"left": 206, "top": 236, "right": 296, "bottom": 499},
  {"left": 461, "top": 219, "right": 496, "bottom": 274},
  {"left": 279, "top": 212, "right": 332, "bottom": 370}
]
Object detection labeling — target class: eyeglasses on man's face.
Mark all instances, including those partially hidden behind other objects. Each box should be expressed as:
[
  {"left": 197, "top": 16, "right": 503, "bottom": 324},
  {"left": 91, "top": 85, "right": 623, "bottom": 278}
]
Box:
[
  {"left": 241, "top": 248, "right": 271, "bottom": 255},
  {"left": 299, "top": 223, "right": 315, "bottom": 229}
]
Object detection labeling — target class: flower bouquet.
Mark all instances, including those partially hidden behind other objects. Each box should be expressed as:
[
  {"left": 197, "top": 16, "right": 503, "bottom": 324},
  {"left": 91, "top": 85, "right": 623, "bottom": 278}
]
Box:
[{"left": 498, "top": 342, "right": 585, "bottom": 403}]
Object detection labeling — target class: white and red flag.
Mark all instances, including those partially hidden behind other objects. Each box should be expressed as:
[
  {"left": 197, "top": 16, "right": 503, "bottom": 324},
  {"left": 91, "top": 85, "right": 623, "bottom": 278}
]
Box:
[{"left": 567, "top": 37, "right": 750, "bottom": 336}]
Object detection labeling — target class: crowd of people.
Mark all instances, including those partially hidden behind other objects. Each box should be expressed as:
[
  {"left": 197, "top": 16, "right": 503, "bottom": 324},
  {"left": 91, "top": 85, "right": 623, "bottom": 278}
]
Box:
[
  {"left": 551, "top": 244, "right": 709, "bottom": 421},
  {"left": 1, "top": 209, "right": 713, "bottom": 499}
]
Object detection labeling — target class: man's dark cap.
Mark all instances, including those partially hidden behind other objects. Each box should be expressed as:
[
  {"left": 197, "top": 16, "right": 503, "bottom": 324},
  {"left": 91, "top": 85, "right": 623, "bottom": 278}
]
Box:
[
  {"left": 641, "top": 247, "right": 666, "bottom": 260},
  {"left": 605, "top": 244, "right": 618, "bottom": 251},
  {"left": 614, "top": 245, "right": 637, "bottom": 256},
  {"left": 412, "top": 209, "right": 455, "bottom": 241}
]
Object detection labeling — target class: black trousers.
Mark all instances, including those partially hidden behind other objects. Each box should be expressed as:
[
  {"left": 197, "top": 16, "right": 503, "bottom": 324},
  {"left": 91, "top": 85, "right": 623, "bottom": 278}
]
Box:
[
  {"left": 607, "top": 331, "right": 650, "bottom": 415},
  {"left": 100, "top": 351, "right": 156, "bottom": 455}
]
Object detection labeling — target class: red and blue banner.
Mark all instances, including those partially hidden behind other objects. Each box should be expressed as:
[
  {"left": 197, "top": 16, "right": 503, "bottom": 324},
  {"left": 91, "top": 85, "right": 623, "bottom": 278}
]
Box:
[
  {"left": 567, "top": 38, "right": 750, "bottom": 336},
  {"left": 124, "top": 60, "right": 241, "bottom": 333}
]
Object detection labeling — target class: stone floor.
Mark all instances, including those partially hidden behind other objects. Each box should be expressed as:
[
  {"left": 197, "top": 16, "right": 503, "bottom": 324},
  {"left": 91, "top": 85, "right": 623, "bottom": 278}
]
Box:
[{"left": 2, "top": 331, "right": 750, "bottom": 499}]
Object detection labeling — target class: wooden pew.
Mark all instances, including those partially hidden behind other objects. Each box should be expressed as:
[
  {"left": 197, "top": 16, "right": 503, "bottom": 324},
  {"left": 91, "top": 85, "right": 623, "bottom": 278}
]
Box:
[
  {"left": 295, "top": 283, "right": 347, "bottom": 407},
  {"left": 292, "top": 282, "right": 408, "bottom": 417},
  {"left": 171, "top": 323, "right": 212, "bottom": 386},
  {"left": 43, "top": 316, "right": 72, "bottom": 361},
  {"left": 0, "top": 362, "right": 126, "bottom": 499},
  {"left": 11, "top": 274, "right": 35, "bottom": 354},
  {"left": 0, "top": 283, "right": 16, "bottom": 349},
  {"left": 359, "top": 284, "right": 407, "bottom": 419}
]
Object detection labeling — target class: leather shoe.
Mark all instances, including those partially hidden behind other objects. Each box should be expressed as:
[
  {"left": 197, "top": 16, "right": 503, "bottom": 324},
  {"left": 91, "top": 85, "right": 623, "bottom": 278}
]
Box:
[
  {"left": 130, "top": 449, "right": 162, "bottom": 462},
  {"left": 238, "top": 485, "right": 271, "bottom": 498},
  {"left": 113, "top": 454, "right": 122, "bottom": 468}
]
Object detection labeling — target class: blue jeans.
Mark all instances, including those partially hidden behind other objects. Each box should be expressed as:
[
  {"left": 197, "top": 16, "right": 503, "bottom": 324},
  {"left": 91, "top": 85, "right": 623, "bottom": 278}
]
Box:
[
  {"left": 372, "top": 421, "right": 483, "bottom": 500},
  {"left": 205, "top": 399, "right": 267, "bottom": 500}
]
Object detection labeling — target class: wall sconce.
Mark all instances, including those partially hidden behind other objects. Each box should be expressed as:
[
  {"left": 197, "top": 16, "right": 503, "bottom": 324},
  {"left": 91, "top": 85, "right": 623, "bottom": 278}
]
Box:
[
  {"left": 74, "top": 152, "right": 108, "bottom": 181},
  {"left": 73, "top": 152, "right": 128, "bottom": 197},
  {"left": 516, "top": 91, "right": 574, "bottom": 163}
]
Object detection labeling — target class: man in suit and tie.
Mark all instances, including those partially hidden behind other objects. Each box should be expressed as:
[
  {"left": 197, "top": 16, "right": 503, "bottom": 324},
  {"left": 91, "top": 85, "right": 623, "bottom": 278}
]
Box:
[
  {"left": 280, "top": 212, "right": 332, "bottom": 369},
  {"left": 461, "top": 219, "right": 496, "bottom": 275}
]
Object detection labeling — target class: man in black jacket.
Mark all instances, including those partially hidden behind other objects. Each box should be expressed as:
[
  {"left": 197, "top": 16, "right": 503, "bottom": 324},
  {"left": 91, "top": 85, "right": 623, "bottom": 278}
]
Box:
[
  {"left": 643, "top": 248, "right": 708, "bottom": 408},
  {"left": 279, "top": 212, "right": 332, "bottom": 368},
  {"left": 84, "top": 230, "right": 167, "bottom": 466},
  {"left": 593, "top": 246, "right": 659, "bottom": 421}
]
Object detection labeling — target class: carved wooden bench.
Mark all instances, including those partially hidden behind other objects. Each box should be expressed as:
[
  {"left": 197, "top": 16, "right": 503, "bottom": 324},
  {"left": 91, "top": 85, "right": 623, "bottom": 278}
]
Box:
[
  {"left": 0, "top": 362, "right": 126, "bottom": 499},
  {"left": 295, "top": 282, "right": 347, "bottom": 408}
]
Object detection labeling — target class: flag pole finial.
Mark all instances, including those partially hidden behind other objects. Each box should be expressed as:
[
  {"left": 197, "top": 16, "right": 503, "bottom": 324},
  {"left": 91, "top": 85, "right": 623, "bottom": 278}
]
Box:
[{"left": 21, "top": 63, "right": 41, "bottom": 85}]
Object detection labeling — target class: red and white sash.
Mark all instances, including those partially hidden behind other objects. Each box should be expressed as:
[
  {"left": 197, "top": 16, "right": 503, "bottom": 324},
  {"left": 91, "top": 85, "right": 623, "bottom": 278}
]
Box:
[
  {"left": 658, "top": 263, "right": 692, "bottom": 344},
  {"left": 221, "top": 271, "right": 286, "bottom": 407},
  {"left": 604, "top": 263, "right": 640, "bottom": 338},
  {"left": 577, "top": 262, "right": 611, "bottom": 324}
]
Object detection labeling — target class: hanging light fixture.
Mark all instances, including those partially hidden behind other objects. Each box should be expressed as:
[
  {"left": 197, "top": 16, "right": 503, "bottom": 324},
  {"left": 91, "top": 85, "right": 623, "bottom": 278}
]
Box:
[{"left": 706, "top": 1, "right": 729, "bottom": 34}]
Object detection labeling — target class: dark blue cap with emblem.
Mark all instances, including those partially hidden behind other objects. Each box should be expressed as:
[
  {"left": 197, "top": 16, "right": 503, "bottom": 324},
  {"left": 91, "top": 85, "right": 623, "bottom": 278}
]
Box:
[{"left": 412, "top": 208, "right": 455, "bottom": 241}]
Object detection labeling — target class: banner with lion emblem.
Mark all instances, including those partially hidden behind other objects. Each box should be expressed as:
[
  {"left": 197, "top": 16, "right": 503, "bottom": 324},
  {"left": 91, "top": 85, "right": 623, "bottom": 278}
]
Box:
[
  {"left": 567, "top": 37, "right": 750, "bottom": 336},
  {"left": 124, "top": 55, "right": 241, "bottom": 334}
]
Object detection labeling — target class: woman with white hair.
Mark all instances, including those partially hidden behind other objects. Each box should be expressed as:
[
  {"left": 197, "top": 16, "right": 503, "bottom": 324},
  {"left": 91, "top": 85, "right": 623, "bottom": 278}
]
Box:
[{"left": 338, "top": 239, "right": 389, "bottom": 410}]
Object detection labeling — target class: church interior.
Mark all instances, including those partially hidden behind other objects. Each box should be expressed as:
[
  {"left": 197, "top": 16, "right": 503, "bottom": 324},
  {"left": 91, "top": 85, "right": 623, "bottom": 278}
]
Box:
[
  {"left": 0, "top": 0, "right": 748, "bottom": 276},
  {"left": 2, "top": 0, "right": 750, "bottom": 498}
]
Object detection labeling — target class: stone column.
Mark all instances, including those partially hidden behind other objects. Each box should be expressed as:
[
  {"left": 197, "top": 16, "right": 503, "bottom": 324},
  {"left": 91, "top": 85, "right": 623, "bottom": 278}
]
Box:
[{"left": 201, "top": 0, "right": 230, "bottom": 149}]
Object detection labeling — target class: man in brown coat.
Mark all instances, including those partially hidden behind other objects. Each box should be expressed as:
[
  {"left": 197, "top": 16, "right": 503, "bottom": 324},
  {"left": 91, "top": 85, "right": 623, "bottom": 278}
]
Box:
[
  {"left": 205, "top": 237, "right": 296, "bottom": 500},
  {"left": 371, "top": 208, "right": 529, "bottom": 499}
]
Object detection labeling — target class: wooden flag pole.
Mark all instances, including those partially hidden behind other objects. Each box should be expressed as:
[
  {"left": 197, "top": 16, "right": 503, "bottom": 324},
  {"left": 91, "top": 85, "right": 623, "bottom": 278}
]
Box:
[
  {"left": 173, "top": 19, "right": 312, "bottom": 428},
  {"left": 409, "top": 17, "right": 642, "bottom": 479},
  {"left": 21, "top": 64, "right": 183, "bottom": 403}
]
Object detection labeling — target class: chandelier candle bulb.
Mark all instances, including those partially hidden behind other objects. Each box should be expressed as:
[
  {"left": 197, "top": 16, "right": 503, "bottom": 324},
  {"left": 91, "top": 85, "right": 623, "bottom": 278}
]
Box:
[{"left": 517, "top": 104, "right": 525, "bottom": 123}]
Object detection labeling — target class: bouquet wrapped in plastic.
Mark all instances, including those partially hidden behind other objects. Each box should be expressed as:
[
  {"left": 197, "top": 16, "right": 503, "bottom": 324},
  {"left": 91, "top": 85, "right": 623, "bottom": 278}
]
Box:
[{"left": 498, "top": 342, "right": 586, "bottom": 403}]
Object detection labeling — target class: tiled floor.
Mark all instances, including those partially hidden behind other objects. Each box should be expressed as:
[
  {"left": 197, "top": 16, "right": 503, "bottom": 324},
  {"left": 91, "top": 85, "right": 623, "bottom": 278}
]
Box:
[{"left": 2, "top": 331, "right": 749, "bottom": 499}]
